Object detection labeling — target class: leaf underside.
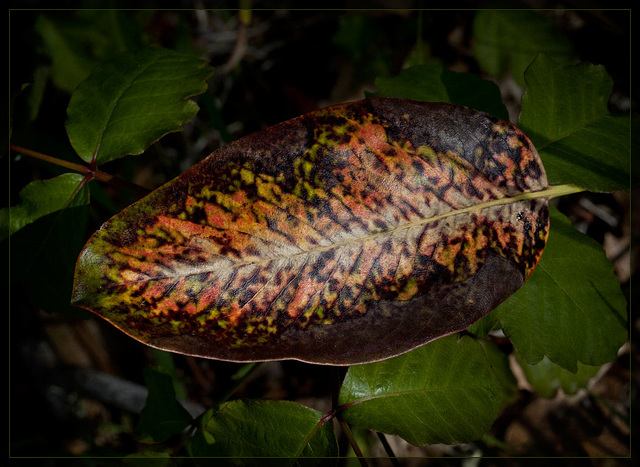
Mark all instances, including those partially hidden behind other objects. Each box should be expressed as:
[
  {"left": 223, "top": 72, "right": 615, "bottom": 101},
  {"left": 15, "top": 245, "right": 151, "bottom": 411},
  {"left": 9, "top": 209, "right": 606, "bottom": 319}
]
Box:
[{"left": 72, "top": 98, "right": 549, "bottom": 365}]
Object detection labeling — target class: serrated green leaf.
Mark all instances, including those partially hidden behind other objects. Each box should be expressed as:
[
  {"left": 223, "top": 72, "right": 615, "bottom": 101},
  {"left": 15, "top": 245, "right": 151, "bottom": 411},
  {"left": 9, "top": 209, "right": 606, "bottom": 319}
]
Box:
[
  {"left": 480, "top": 339, "right": 519, "bottom": 407},
  {"left": 520, "top": 55, "right": 612, "bottom": 147},
  {"left": 516, "top": 353, "right": 601, "bottom": 399},
  {"left": 197, "top": 399, "right": 337, "bottom": 465},
  {"left": 519, "top": 56, "right": 629, "bottom": 192},
  {"left": 372, "top": 64, "right": 509, "bottom": 120},
  {"left": 66, "top": 47, "right": 214, "bottom": 165},
  {"left": 495, "top": 205, "right": 628, "bottom": 373},
  {"left": 472, "top": 10, "right": 575, "bottom": 86},
  {"left": 339, "top": 335, "right": 504, "bottom": 446},
  {"left": 1, "top": 173, "right": 88, "bottom": 241},
  {"left": 537, "top": 114, "right": 631, "bottom": 192},
  {"left": 136, "top": 366, "right": 193, "bottom": 443}
]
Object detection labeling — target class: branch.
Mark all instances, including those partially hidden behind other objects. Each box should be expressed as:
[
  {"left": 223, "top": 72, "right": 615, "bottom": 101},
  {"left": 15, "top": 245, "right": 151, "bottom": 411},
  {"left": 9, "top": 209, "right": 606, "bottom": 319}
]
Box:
[{"left": 11, "top": 145, "right": 152, "bottom": 196}]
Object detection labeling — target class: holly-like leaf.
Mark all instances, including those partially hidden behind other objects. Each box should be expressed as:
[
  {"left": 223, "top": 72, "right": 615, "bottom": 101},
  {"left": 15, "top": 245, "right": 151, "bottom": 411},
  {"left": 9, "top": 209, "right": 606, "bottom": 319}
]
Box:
[
  {"left": 72, "top": 98, "right": 551, "bottom": 365},
  {"left": 339, "top": 335, "right": 504, "bottom": 446},
  {"left": 519, "top": 55, "right": 630, "bottom": 192},
  {"left": 65, "top": 47, "right": 214, "bottom": 165},
  {"left": 194, "top": 399, "right": 337, "bottom": 464},
  {"left": 495, "top": 205, "right": 628, "bottom": 372}
]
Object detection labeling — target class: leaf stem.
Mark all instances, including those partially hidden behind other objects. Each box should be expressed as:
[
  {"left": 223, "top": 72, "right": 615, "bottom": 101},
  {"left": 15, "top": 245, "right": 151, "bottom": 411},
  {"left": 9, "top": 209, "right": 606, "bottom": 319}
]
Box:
[
  {"left": 376, "top": 432, "right": 400, "bottom": 466},
  {"left": 338, "top": 414, "right": 369, "bottom": 467},
  {"left": 11, "top": 144, "right": 90, "bottom": 174},
  {"left": 540, "top": 183, "right": 585, "bottom": 199},
  {"left": 330, "top": 367, "right": 368, "bottom": 466},
  {"left": 10, "top": 144, "right": 152, "bottom": 196}
]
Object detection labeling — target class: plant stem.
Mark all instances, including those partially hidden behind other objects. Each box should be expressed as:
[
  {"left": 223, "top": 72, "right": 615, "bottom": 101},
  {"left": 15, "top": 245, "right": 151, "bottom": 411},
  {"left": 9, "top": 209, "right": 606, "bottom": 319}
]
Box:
[
  {"left": 330, "top": 368, "right": 368, "bottom": 466},
  {"left": 376, "top": 432, "right": 400, "bottom": 466},
  {"left": 10, "top": 144, "right": 152, "bottom": 196},
  {"left": 543, "top": 183, "right": 585, "bottom": 199},
  {"left": 337, "top": 415, "right": 369, "bottom": 467},
  {"left": 11, "top": 144, "right": 90, "bottom": 174}
]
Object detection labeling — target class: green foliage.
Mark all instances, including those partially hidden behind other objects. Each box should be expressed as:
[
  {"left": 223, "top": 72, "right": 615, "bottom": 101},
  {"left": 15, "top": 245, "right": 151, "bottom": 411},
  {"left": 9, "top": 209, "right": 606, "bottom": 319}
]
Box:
[
  {"left": 193, "top": 400, "right": 338, "bottom": 463},
  {"left": 339, "top": 335, "right": 504, "bottom": 446},
  {"left": 66, "top": 47, "right": 214, "bottom": 165},
  {"left": 495, "top": 205, "right": 628, "bottom": 372},
  {"left": 519, "top": 55, "right": 631, "bottom": 191},
  {"left": 0, "top": 173, "right": 87, "bottom": 240},
  {"left": 9, "top": 9, "right": 630, "bottom": 462},
  {"left": 33, "top": 11, "right": 145, "bottom": 94},
  {"left": 472, "top": 10, "right": 575, "bottom": 86},
  {"left": 4, "top": 174, "right": 90, "bottom": 314},
  {"left": 371, "top": 63, "right": 510, "bottom": 121},
  {"left": 516, "top": 354, "right": 601, "bottom": 399}
]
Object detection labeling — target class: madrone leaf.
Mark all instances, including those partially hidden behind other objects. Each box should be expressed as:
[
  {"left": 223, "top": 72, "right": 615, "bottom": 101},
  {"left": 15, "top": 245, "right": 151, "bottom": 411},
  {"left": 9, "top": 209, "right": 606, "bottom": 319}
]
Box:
[{"left": 72, "top": 98, "right": 551, "bottom": 365}]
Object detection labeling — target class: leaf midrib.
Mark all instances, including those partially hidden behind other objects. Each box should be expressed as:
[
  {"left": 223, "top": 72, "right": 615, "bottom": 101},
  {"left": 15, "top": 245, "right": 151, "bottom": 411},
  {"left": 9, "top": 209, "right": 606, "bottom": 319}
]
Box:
[{"left": 105, "top": 184, "right": 583, "bottom": 288}]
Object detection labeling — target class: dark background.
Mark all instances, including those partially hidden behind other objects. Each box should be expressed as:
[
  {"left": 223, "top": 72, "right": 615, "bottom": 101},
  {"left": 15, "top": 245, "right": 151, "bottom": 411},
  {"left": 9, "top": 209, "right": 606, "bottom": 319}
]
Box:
[{"left": 7, "top": 4, "right": 635, "bottom": 464}]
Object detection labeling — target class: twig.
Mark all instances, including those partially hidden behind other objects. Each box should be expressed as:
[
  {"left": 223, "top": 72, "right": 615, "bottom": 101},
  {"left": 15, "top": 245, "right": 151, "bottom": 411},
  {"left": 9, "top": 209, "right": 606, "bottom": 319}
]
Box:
[
  {"left": 376, "top": 432, "right": 400, "bottom": 466},
  {"left": 331, "top": 367, "right": 368, "bottom": 466},
  {"left": 337, "top": 415, "right": 369, "bottom": 467},
  {"left": 11, "top": 144, "right": 152, "bottom": 196}
]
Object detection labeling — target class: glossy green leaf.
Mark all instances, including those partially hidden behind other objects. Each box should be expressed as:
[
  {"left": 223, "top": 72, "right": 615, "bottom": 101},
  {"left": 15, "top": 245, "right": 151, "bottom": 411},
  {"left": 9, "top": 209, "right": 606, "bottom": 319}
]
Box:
[
  {"left": 519, "top": 55, "right": 630, "bottom": 192},
  {"left": 72, "top": 98, "right": 552, "bottom": 365},
  {"left": 495, "top": 205, "right": 628, "bottom": 373},
  {"left": 196, "top": 399, "right": 337, "bottom": 464},
  {"left": 516, "top": 353, "right": 601, "bottom": 399},
  {"left": 339, "top": 335, "right": 504, "bottom": 446},
  {"left": 1, "top": 173, "right": 88, "bottom": 241},
  {"left": 472, "top": 10, "right": 575, "bottom": 86},
  {"left": 136, "top": 366, "right": 193, "bottom": 442},
  {"left": 65, "top": 47, "right": 214, "bottom": 165}
]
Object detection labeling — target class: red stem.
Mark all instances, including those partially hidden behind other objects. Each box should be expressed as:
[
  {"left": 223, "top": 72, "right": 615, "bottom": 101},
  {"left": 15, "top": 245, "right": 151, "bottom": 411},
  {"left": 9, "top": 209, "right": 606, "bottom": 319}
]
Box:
[{"left": 10, "top": 144, "right": 152, "bottom": 196}]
